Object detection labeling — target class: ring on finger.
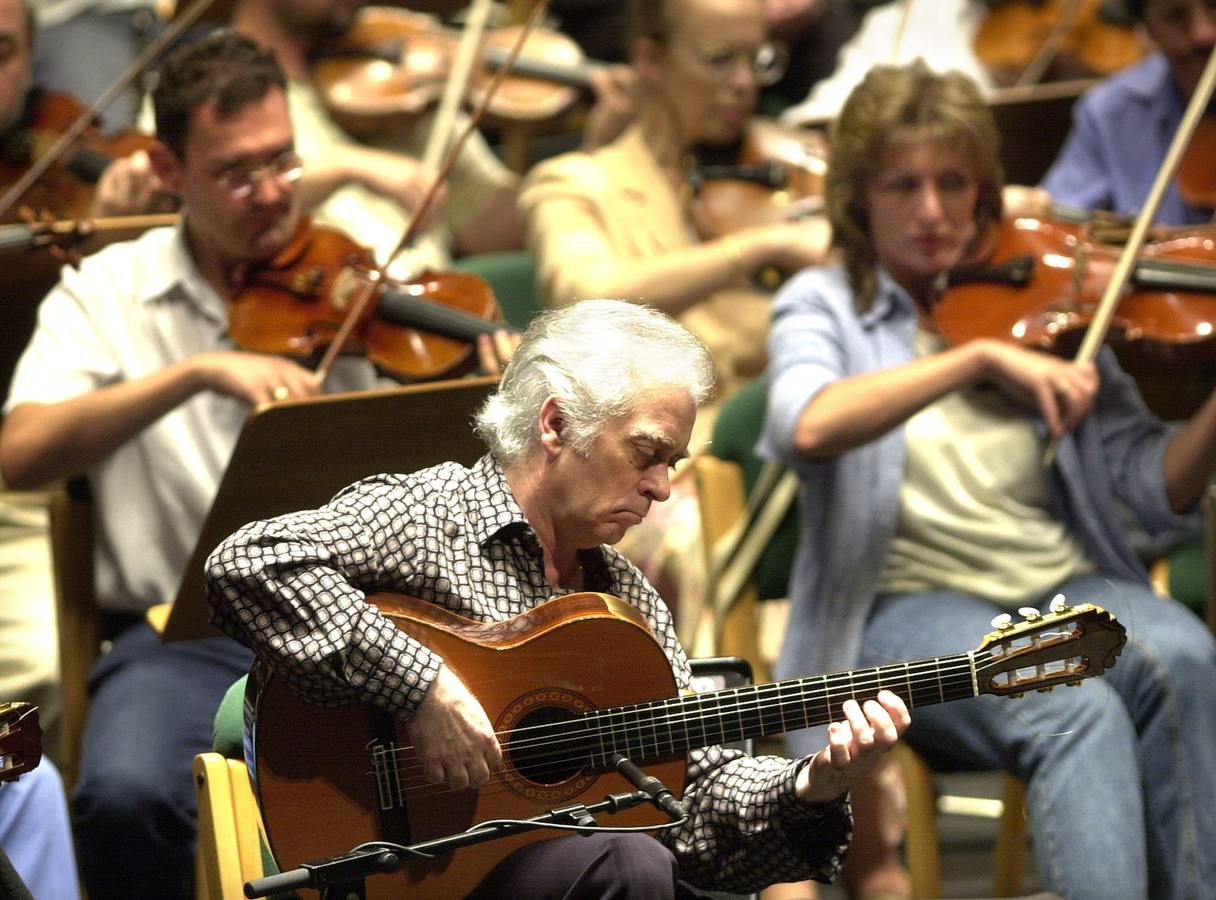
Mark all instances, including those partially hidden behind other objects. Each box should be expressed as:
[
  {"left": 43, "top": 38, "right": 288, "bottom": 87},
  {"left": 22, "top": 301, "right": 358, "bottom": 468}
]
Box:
[{"left": 272, "top": 385, "right": 290, "bottom": 401}]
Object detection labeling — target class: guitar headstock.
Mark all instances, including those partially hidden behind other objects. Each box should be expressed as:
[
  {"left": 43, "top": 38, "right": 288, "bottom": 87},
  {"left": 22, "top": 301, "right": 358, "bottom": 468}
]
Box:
[
  {"left": 0, "top": 703, "right": 42, "bottom": 783},
  {"left": 974, "top": 600, "right": 1126, "bottom": 698}
]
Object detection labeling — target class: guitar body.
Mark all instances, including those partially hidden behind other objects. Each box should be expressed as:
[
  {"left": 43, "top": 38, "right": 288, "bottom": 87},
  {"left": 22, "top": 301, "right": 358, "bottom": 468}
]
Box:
[{"left": 251, "top": 592, "right": 685, "bottom": 900}]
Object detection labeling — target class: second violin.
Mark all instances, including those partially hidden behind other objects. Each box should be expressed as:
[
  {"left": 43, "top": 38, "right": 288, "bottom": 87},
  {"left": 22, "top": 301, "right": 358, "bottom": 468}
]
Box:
[{"left": 0, "top": 90, "right": 157, "bottom": 222}]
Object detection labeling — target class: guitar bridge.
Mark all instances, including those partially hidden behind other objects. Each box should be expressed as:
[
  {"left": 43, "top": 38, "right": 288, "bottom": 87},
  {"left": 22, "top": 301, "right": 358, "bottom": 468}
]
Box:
[{"left": 369, "top": 740, "right": 402, "bottom": 811}]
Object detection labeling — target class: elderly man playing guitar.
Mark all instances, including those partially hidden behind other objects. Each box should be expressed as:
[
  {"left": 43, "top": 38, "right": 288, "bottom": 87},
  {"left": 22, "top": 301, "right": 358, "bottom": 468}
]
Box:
[{"left": 206, "top": 299, "right": 910, "bottom": 898}]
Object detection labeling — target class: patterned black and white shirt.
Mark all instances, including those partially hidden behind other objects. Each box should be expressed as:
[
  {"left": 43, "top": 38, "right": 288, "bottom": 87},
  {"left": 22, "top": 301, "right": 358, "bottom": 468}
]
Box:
[{"left": 205, "top": 453, "right": 850, "bottom": 892}]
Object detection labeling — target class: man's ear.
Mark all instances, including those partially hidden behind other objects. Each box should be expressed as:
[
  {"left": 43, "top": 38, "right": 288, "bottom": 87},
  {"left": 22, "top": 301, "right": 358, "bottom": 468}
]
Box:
[
  {"left": 146, "top": 141, "right": 182, "bottom": 196},
  {"left": 538, "top": 396, "right": 566, "bottom": 456}
]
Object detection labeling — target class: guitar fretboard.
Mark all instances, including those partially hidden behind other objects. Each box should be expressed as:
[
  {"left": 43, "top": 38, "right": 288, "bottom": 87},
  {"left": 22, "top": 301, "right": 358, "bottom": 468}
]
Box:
[{"left": 579, "top": 653, "right": 977, "bottom": 769}]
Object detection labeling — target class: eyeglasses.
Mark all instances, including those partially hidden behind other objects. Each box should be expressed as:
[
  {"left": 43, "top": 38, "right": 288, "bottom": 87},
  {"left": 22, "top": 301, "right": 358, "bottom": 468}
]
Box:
[
  {"left": 214, "top": 151, "right": 303, "bottom": 199},
  {"left": 684, "top": 40, "right": 789, "bottom": 86}
]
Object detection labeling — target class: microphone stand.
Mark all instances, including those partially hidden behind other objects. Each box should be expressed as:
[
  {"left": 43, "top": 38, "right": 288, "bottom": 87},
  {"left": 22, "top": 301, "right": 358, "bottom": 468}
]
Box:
[{"left": 243, "top": 757, "right": 688, "bottom": 900}]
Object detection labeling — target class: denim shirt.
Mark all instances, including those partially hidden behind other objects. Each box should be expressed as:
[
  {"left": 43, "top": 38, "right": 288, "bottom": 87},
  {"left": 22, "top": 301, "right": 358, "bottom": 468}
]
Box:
[
  {"left": 1042, "top": 53, "right": 1209, "bottom": 226},
  {"left": 757, "top": 264, "right": 1190, "bottom": 678}
]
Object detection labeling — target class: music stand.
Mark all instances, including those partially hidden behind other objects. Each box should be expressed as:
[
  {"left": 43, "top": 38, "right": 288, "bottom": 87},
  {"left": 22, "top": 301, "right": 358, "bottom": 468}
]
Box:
[{"left": 161, "top": 375, "right": 497, "bottom": 643}]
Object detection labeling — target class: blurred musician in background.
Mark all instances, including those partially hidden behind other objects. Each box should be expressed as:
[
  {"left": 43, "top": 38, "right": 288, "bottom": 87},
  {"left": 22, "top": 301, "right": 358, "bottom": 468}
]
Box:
[
  {"left": 0, "top": 33, "right": 388, "bottom": 899},
  {"left": 521, "top": 0, "right": 829, "bottom": 415},
  {"left": 231, "top": 0, "right": 524, "bottom": 273},
  {"left": 0, "top": 0, "right": 171, "bottom": 219},
  {"left": 1043, "top": 0, "right": 1216, "bottom": 225}
]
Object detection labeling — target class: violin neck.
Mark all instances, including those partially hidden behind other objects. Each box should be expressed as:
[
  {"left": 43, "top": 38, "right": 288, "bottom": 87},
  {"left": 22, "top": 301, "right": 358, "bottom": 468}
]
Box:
[
  {"left": 376, "top": 289, "right": 503, "bottom": 342},
  {"left": 483, "top": 45, "right": 594, "bottom": 91},
  {"left": 1133, "top": 257, "right": 1216, "bottom": 294}
]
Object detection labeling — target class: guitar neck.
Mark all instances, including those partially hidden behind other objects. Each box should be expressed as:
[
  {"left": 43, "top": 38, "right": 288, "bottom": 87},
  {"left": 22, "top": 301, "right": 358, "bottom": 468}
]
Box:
[{"left": 584, "top": 653, "right": 975, "bottom": 768}]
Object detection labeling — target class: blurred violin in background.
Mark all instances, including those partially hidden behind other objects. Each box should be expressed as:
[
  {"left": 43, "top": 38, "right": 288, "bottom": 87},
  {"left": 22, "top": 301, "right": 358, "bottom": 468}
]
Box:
[
  {"left": 686, "top": 118, "right": 827, "bottom": 238},
  {"left": 311, "top": 6, "right": 602, "bottom": 139},
  {"left": 228, "top": 218, "right": 513, "bottom": 383},
  {"left": 0, "top": 90, "right": 158, "bottom": 222},
  {"left": 1176, "top": 115, "right": 1216, "bottom": 210},
  {"left": 973, "top": 0, "right": 1144, "bottom": 87}
]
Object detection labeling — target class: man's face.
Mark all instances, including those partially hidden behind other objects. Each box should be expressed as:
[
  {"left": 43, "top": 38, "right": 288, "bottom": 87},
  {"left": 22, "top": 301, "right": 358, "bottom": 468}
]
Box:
[
  {"left": 156, "top": 86, "right": 302, "bottom": 269},
  {"left": 549, "top": 388, "right": 696, "bottom": 549},
  {"left": 638, "top": 0, "right": 768, "bottom": 147},
  {"left": 1143, "top": 0, "right": 1216, "bottom": 100},
  {"left": 0, "top": 0, "right": 31, "bottom": 132}
]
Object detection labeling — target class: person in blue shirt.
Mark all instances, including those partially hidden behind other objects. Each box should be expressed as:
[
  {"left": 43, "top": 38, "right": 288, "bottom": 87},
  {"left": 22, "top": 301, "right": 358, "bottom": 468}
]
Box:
[
  {"left": 1042, "top": 0, "right": 1216, "bottom": 225},
  {"left": 761, "top": 59, "right": 1216, "bottom": 900}
]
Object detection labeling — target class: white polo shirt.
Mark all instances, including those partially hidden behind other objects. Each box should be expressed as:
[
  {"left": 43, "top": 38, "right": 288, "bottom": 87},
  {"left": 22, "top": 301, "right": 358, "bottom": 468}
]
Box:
[{"left": 5, "top": 221, "right": 382, "bottom": 613}]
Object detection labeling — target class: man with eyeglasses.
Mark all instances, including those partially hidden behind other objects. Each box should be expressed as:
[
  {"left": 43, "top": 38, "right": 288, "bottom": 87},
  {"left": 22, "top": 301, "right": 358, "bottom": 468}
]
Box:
[
  {"left": 230, "top": 0, "right": 524, "bottom": 276},
  {"left": 1043, "top": 0, "right": 1216, "bottom": 226},
  {"left": 0, "top": 31, "right": 391, "bottom": 900},
  {"left": 520, "top": 0, "right": 830, "bottom": 422}
]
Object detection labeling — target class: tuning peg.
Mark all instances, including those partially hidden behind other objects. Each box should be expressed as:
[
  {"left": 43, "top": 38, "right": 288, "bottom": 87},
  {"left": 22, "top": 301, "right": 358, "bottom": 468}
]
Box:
[
  {"left": 1049, "top": 594, "right": 1069, "bottom": 614},
  {"left": 1066, "top": 680, "right": 1083, "bottom": 687},
  {"left": 991, "top": 613, "right": 1014, "bottom": 630},
  {"left": 1009, "top": 692, "right": 1025, "bottom": 699},
  {"left": 1018, "top": 606, "right": 1042, "bottom": 621},
  {"left": 1037, "top": 686, "right": 1055, "bottom": 693}
]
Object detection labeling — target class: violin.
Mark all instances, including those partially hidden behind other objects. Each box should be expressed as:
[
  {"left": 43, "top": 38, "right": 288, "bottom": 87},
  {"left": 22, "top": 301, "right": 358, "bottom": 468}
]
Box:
[
  {"left": 973, "top": 0, "right": 1143, "bottom": 87},
  {"left": 228, "top": 219, "right": 514, "bottom": 383},
  {"left": 1176, "top": 116, "right": 1216, "bottom": 210},
  {"left": 0, "top": 90, "right": 157, "bottom": 222},
  {"left": 311, "top": 6, "right": 597, "bottom": 139},
  {"left": 686, "top": 118, "right": 827, "bottom": 239},
  {"left": 936, "top": 213, "right": 1216, "bottom": 418}
]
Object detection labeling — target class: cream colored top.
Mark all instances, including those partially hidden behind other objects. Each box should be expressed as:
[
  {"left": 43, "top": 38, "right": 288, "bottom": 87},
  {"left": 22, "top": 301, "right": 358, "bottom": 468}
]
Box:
[
  {"left": 879, "top": 330, "right": 1093, "bottom": 604},
  {"left": 519, "top": 124, "right": 771, "bottom": 402}
]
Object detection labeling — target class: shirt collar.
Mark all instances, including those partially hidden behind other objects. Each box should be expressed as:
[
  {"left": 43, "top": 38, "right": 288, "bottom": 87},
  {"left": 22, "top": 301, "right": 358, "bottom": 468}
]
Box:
[
  {"left": 464, "top": 454, "right": 614, "bottom": 590},
  {"left": 138, "top": 216, "right": 228, "bottom": 326},
  {"left": 465, "top": 454, "right": 531, "bottom": 546},
  {"left": 1124, "top": 53, "right": 1182, "bottom": 106},
  {"left": 858, "top": 267, "right": 919, "bottom": 328}
]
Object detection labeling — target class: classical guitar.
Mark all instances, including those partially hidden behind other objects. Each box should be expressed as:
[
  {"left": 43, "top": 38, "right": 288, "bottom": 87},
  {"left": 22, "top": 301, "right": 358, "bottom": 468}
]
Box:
[
  {"left": 250, "top": 592, "right": 1125, "bottom": 899},
  {"left": 0, "top": 703, "right": 41, "bottom": 783}
]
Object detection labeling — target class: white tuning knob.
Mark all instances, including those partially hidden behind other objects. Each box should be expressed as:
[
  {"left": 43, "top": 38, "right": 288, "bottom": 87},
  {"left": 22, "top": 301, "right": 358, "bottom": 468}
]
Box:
[
  {"left": 1049, "top": 594, "right": 1069, "bottom": 613},
  {"left": 1018, "top": 606, "right": 1042, "bottom": 621},
  {"left": 991, "top": 613, "right": 1013, "bottom": 630}
]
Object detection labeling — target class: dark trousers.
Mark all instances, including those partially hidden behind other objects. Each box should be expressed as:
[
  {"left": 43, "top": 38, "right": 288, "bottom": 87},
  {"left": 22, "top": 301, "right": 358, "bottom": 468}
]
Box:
[
  {"left": 466, "top": 832, "right": 681, "bottom": 899},
  {"left": 71, "top": 622, "right": 252, "bottom": 899}
]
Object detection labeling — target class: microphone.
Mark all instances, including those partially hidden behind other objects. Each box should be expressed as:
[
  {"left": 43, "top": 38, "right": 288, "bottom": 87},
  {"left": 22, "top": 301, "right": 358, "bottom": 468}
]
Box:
[{"left": 610, "top": 753, "right": 688, "bottom": 822}]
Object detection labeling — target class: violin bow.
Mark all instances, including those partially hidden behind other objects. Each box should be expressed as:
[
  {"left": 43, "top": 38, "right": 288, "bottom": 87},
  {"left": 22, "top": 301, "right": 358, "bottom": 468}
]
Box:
[
  {"left": 419, "top": 0, "right": 495, "bottom": 180},
  {"left": 0, "top": 0, "right": 217, "bottom": 222},
  {"left": 1043, "top": 37, "right": 1216, "bottom": 465},
  {"left": 312, "top": 0, "right": 552, "bottom": 385},
  {"left": 1016, "top": 0, "right": 1085, "bottom": 87}
]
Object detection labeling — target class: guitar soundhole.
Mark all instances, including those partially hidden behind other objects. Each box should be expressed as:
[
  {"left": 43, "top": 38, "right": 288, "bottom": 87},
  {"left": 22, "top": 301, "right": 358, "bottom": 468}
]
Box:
[
  {"left": 507, "top": 705, "right": 583, "bottom": 784},
  {"left": 497, "top": 687, "right": 597, "bottom": 802}
]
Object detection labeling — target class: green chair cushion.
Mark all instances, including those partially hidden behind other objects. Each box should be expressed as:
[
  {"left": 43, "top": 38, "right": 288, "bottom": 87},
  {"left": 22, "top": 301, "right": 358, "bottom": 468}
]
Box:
[
  {"left": 1166, "top": 538, "right": 1207, "bottom": 616},
  {"left": 452, "top": 250, "right": 540, "bottom": 332},
  {"left": 710, "top": 379, "right": 799, "bottom": 601}
]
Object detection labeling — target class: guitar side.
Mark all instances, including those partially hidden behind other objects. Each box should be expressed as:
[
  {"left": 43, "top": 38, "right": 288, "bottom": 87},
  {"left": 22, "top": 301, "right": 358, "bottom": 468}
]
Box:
[{"left": 251, "top": 592, "right": 684, "bottom": 900}]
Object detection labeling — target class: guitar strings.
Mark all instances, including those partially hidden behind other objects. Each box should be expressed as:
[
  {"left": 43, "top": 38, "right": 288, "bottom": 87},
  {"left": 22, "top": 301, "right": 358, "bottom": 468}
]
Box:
[
  {"left": 379, "top": 641, "right": 1073, "bottom": 766},
  {"left": 367, "top": 652, "right": 1037, "bottom": 793},
  {"left": 360, "top": 642, "right": 1087, "bottom": 802}
]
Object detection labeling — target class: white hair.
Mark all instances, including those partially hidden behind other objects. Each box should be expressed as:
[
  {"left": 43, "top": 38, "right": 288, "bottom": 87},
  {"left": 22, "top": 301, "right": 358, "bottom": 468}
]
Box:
[{"left": 473, "top": 300, "right": 716, "bottom": 465}]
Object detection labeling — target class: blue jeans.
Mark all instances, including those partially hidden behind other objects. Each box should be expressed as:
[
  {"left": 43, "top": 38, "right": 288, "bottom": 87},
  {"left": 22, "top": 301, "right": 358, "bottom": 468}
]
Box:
[
  {"left": 71, "top": 622, "right": 252, "bottom": 899},
  {"left": 861, "top": 574, "right": 1216, "bottom": 900}
]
